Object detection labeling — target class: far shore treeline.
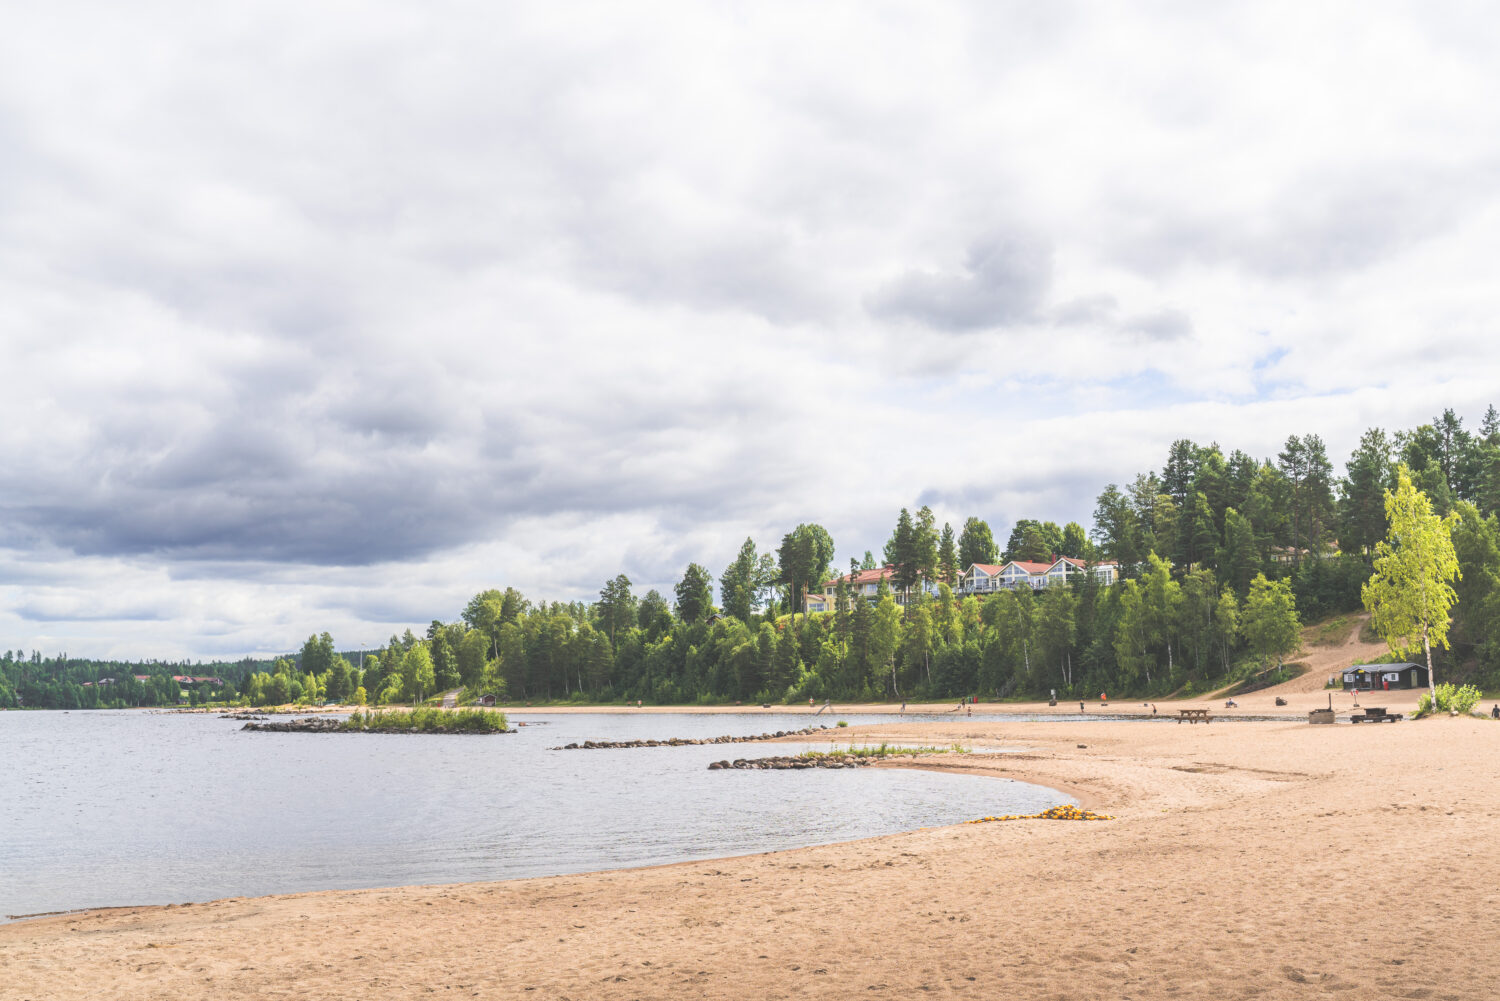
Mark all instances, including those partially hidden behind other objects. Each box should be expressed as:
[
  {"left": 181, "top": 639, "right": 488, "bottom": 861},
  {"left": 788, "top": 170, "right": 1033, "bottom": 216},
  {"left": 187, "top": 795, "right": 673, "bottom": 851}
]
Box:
[{"left": 5, "top": 407, "right": 1500, "bottom": 711}]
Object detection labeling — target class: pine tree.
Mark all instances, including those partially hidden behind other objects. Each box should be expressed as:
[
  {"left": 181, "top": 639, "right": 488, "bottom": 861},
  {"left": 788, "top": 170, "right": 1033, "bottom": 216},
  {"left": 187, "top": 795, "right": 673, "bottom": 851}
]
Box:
[{"left": 937, "top": 522, "right": 958, "bottom": 585}]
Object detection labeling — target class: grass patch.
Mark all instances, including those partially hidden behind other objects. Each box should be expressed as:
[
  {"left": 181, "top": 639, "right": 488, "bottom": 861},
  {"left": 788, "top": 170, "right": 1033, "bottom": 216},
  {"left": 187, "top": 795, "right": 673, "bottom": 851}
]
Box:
[
  {"left": 341, "top": 707, "right": 508, "bottom": 733},
  {"left": 799, "top": 742, "right": 968, "bottom": 759},
  {"left": 1359, "top": 618, "right": 1382, "bottom": 644},
  {"left": 1307, "top": 615, "right": 1356, "bottom": 646}
]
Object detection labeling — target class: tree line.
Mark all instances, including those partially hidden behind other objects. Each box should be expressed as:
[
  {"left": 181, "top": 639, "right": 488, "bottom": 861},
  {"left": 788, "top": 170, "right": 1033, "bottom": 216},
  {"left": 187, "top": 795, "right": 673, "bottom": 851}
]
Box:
[{"left": 6, "top": 406, "right": 1499, "bottom": 709}]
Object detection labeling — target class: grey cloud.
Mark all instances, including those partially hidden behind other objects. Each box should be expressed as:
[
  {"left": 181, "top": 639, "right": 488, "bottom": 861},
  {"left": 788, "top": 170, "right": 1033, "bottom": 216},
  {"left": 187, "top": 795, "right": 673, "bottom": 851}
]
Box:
[
  {"left": 0, "top": 364, "right": 806, "bottom": 567},
  {"left": 1121, "top": 308, "right": 1193, "bottom": 343},
  {"left": 1049, "top": 294, "right": 1118, "bottom": 326},
  {"left": 867, "top": 234, "right": 1052, "bottom": 331},
  {"left": 1109, "top": 164, "right": 1486, "bottom": 280},
  {"left": 14, "top": 600, "right": 169, "bottom": 623},
  {"left": 570, "top": 213, "right": 830, "bottom": 324}
]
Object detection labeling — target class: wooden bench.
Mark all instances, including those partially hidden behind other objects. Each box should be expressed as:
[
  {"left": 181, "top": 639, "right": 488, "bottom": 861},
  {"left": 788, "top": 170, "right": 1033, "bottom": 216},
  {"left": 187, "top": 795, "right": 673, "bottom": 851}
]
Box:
[
  {"left": 1177, "top": 709, "right": 1213, "bottom": 724},
  {"left": 1350, "top": 706, "right": 1402, "bottom": 723}
]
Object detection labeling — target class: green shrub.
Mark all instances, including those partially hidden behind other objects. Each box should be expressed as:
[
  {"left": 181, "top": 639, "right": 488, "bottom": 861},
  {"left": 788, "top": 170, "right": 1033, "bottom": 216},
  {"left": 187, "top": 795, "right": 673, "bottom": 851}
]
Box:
[
  {"left": 1414, "top": 683, "right": 1484, "bottom": 717},
  {"left": 836, "top": 720, "right": 848, "bottom": 727},
  {"left": 341, "top": 707, "right": 508, "bottom": 733}
]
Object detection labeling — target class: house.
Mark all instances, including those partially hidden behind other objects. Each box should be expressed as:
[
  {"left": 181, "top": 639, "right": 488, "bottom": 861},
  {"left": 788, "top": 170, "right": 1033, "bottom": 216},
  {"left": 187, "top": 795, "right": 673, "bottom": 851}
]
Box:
[
  {"left": 957, "top": 557, "right": 1118, "bottom": 595},
  {"left": 1343, "top": 663, "right": 1429, "bottom": 691},
  {"left": 806, "top": 565, "right": 940, "bottom": 613},
  {"left": 476, "top": 694, "right": 498, "bottom": 706},
  {"left": 959, "top": 563, "right": 1008, "bottom": 595}
]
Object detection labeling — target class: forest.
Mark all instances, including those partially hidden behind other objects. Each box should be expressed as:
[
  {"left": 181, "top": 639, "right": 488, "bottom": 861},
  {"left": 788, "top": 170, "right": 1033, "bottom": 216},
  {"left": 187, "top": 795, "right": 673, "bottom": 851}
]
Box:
[{"left": 5, "top": 406, "right": 1499, "bottom": 710}]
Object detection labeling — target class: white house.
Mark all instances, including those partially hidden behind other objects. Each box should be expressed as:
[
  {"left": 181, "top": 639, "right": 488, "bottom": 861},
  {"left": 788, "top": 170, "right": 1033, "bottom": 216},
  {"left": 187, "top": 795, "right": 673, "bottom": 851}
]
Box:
[{"left": 957, "top": 557, "right": 1118, "bottom": 595}]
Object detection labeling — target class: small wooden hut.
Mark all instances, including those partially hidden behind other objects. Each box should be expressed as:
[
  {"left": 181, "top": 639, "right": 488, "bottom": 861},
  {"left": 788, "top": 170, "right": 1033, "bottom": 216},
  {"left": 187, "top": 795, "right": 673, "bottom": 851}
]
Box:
[{"left": 1342, "top": 663, "right": 1429, "bottom": 691}]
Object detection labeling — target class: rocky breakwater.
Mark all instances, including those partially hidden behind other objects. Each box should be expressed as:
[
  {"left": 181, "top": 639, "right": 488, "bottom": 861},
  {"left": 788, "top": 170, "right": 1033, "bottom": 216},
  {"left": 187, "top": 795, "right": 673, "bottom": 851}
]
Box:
[
  {"left": 708, "top": 754, "right": 876, "bottom": 770},
  {"left": 241, "top": 717, "right": 342, "bottom": 733},
  {"left": 555, "top": 725, "right": 832, "bottom": 750}
]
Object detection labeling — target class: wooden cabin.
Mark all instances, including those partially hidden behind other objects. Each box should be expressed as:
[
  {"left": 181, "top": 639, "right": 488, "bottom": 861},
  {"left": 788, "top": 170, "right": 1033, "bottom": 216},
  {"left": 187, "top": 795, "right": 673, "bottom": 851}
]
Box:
[{"left": 1342, "top": 663, "right": 1429, "bottom": 691}]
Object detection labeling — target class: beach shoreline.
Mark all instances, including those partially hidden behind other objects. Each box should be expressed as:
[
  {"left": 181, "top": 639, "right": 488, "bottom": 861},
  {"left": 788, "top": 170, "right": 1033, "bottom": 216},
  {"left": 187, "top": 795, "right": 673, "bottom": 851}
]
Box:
[{"left": 4, "top": 712, "right": 1497, "bottom": 999}]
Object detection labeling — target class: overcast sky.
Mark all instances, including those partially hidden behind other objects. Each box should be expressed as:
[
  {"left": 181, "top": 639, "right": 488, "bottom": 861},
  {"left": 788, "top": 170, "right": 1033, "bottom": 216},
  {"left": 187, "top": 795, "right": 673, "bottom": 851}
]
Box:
[{"left": 4, "top": 1, "right": 1499, "bottom": 660}]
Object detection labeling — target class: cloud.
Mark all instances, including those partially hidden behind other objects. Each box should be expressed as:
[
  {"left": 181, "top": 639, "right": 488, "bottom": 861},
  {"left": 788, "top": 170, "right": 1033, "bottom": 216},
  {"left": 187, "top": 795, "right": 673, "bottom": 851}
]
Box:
[
  {"left": 867, "top": 234, "right": 1053, "bottom": 331},
  {"left": 4, "top": 1, "right": 1500, "bottom": 657},
  {"left": 1121, "top": 308, "right": 1194, "bottom": 343}
]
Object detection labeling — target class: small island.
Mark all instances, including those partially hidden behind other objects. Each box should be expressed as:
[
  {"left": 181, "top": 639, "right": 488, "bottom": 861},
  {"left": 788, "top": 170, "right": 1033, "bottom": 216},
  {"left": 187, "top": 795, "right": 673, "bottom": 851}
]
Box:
[{"left": 242, "top": 708, "right": 509, "bottom": 734}]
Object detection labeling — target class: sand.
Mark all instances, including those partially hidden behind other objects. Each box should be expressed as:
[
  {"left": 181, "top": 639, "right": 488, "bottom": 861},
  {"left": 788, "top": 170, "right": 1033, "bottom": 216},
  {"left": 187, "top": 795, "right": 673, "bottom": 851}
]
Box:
[{"left": 5, "top": 700, "right": 1499, "bottom": 1000}]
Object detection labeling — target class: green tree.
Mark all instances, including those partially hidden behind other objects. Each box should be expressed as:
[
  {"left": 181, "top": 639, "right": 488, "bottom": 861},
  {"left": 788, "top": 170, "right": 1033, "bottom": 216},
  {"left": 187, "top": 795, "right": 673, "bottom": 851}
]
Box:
[
  {"left": 1140, "top": 553, "right": 1181, "bottom": 683},
  {"left": 1060, "top": 521, "right": 1089, "bottom": 560},
  {"left": 326, "top": 655, "right": 352, "bottom": 703},
  {"left": 1338, "top": 428, "right": 1395, "bottom": 555},
  {"left": 902, "top": 590, "right": 935, "bottom": 689},
  {"left": 914, "top": 506, "right": 940, "bottom": 583},
  {"left": 937, "top": 523, "right": 958, "bottom": 585},
  {"left": 674, "top": 563, "right": 715, "bottom": 623},
  {"left": 636, "top": 589, "right": 672, "bottom": 636},
  {"left": 299, "top": 632, "right": 335, "bottom": 678},
  {"left": 1006, "top": 520, "right": 1061, "bottom": 563},
  {"left": 778, "top": 524, "right": 836, "bottom": 617},
  {"left": 456, "top": 629, "right": 489, "bottom": 690},
  {"left": 1092, "top": 485, "right": 1142, "bottom": 572},
  {"left": 1217, "top": 507, "right": 1259, "bottom": 596},
  {"left": 721, "top": 540, "right": 776, "bottom": 622},
  {"left": 400, "top": 644, "right": 436, "bottom": 703},
  {"left": 1362, "top": 466, "right": 1461, "bottom": 707},
  {"left": 1161, "top": 438, "right": 1200, "bottom": 507},
  {"left": 1213, "top": 588, "right": 1241, "bottom": 675},
  {"left": 870, "top": 579, "right": 903, "bottom": 698},
  {"left": 1242, "top": 574, "right": 1301, "bottom": 673},
  {"left": 884, "top": 508, "right": 920, "bottom": 593},
  {"left": 957, "top": 517, "right": 998, "bottom": 567},
  {"left": 1112, "top": 580, "right": 1150, "bottom": 689},
  {"left": 1448, "top": 501, "right": 1500, "bottom": 682},
  {"left": 597, "top": 574, "right": 637, "bottom": 644},
  {"left": 429, "top": 628, "right": 459, "bottom": 692},
  {"left": 1034, "top": 584, "right": 1078, "bottom": 690}
]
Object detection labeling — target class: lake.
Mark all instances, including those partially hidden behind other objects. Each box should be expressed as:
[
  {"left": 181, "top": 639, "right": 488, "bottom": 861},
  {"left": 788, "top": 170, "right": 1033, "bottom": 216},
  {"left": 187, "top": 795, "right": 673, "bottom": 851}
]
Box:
[{"left": 0, "top": 709, "right": 1066, "bottom": 920}]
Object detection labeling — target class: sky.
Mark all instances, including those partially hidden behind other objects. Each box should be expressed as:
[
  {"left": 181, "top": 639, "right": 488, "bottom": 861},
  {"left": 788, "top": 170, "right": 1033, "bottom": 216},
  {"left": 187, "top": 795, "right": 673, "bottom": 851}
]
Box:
[{"left": 4, "top": 1, "right": 1500, "bottom": 660}]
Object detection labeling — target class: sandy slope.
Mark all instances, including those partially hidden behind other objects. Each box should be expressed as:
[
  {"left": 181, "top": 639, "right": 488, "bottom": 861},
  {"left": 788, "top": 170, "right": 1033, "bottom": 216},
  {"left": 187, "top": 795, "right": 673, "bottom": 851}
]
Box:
[{"left": 5, "top": 711, "right": 1500, "bottom": 1001}]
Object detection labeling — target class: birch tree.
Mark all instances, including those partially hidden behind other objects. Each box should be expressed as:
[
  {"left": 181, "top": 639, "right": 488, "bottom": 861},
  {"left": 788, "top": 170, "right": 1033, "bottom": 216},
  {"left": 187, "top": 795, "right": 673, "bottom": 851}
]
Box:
[{"left": 1362, "top": 466, "right": 1461, "bottom": 708}]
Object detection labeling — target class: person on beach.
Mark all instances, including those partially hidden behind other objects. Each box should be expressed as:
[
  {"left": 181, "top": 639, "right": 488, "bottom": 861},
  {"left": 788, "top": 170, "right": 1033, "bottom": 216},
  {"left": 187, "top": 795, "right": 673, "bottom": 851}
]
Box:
[
  {"left": 900, "top": 701, "right": 906, "bottom": 714},
  {"left": 1151, "top": 704, "right": 1157, "bottom": 715},
  {"left": 1491, "top": 703, "right": 1499, "bottom": 719},
  {"left": 1080, "top": 701, "right": 1085, "bottom": 713}
]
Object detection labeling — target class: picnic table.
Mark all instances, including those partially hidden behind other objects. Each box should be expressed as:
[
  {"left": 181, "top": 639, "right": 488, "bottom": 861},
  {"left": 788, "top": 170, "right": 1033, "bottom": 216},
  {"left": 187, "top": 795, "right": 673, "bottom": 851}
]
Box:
[
  {"left": 1177, "top": 708, "right": 1213, "bottom": 724},
  {"left": 1350, "top": 706, "right": 1402, "bottom": 723}
]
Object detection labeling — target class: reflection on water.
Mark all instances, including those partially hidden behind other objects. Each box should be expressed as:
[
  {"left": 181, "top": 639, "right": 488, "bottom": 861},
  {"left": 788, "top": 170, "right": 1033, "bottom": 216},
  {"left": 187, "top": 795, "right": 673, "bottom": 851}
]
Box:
[{"left": 0, "top": 710, "right": 1065, "bottom": 918}]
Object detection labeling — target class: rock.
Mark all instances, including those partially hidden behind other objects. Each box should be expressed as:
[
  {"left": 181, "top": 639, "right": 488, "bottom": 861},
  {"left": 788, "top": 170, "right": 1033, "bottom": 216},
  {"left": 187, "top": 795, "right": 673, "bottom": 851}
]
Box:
[{"left": 241, "top": 717, "right": 342, "bottom": 733}]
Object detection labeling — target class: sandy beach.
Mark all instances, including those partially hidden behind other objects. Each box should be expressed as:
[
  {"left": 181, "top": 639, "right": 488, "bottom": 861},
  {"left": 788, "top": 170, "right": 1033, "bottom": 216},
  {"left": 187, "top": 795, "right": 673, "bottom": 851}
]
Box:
[{"left": 5, "top": 694, "right": 1499, "bottom": 1000}]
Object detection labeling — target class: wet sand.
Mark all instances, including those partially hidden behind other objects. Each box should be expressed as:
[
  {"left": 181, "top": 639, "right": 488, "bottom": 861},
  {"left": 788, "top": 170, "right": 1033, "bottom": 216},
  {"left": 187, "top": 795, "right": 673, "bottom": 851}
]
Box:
[{"left": 4, "top": 707, "right": 1497, "bottom": 1000}]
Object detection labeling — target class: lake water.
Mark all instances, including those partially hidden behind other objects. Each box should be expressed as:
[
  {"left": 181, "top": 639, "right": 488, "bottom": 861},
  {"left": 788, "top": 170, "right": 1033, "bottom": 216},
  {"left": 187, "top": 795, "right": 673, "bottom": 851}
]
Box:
[{"left": 0, "top": 709, "right": 1066, "bottom": 920}]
